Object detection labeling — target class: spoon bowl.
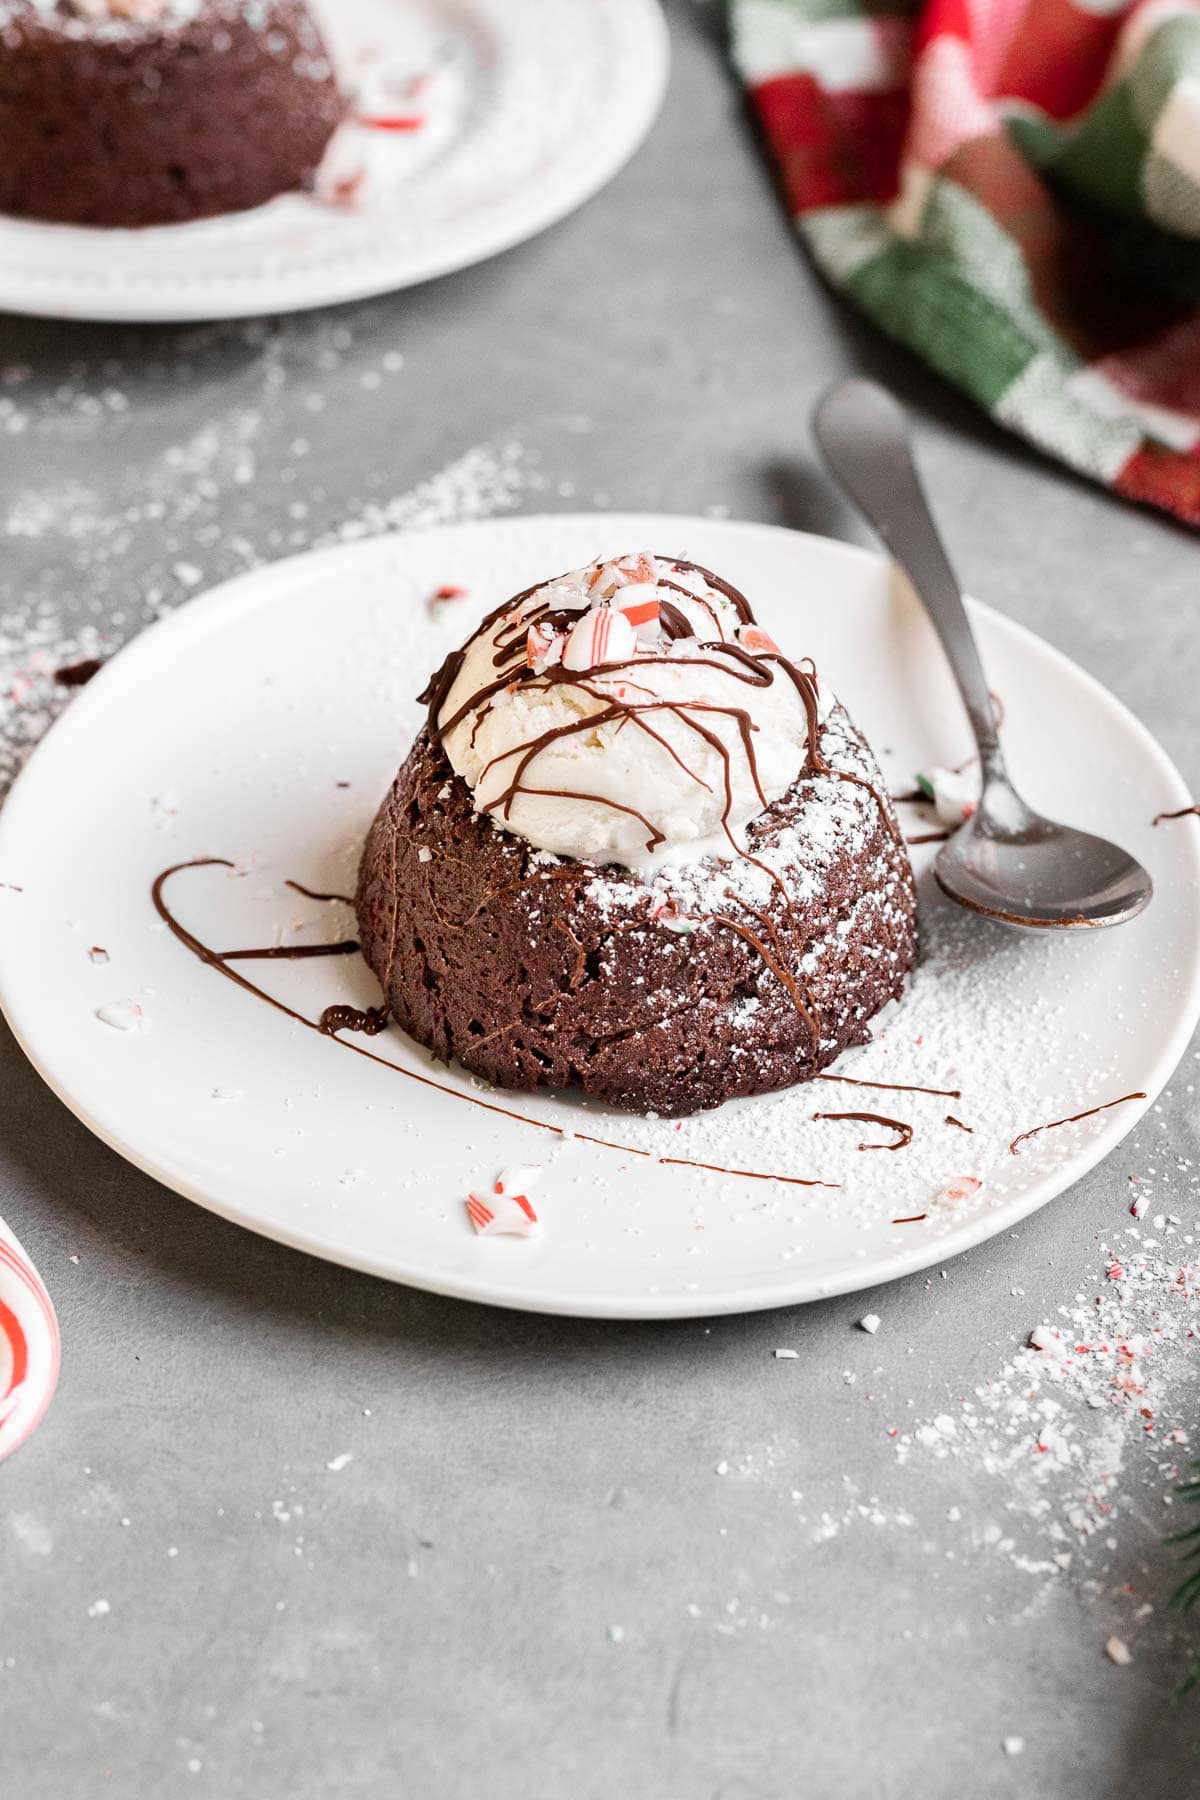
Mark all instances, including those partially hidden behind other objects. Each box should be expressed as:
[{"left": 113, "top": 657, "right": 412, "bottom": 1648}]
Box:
[
  {"left": 813, "top": 379, "right": 1153, "bottom": 933},
  {"left": 934, "top": 779, "right": 1153, "bottom": 929}
]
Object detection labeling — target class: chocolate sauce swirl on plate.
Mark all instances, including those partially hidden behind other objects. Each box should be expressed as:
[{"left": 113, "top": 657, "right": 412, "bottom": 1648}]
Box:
[
  {"left": 152, "top": 859, "right": 837, "bottom": 1190},
  {"left": 816, "top": 1072, "right": 961, "bottom": 1100},
  {"left": 1009, "top": 1092, "right": 1146, "bottom": 1156},
  {"left": 812, "top": 1111, "right": 914, "bottom": 1151}
]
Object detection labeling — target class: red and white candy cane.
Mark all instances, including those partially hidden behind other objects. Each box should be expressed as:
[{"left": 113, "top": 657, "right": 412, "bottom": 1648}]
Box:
[
  {"left": 0, "top": 1219, "right": 60, "bottom": 1465},
  {"left": 562, "top": 606, "right": 637, "bottom": 673},
  {"left": 526, "top": 621, "right": 565, "bottom": 674},
  {"left": 614, "top": 554, "right": 657, "bottom": 584},
  {"left": 611, "top": 582, "right": 661, "bottom": 634},
  {"left": 465, "top": 1166, "right": 543, "bottom": 1237},
  {"left": 587, "top": 554, "right": 656, "bottom": 596},
  {"left": 354, "top": 113, "right": 426, "bottom": 131}
]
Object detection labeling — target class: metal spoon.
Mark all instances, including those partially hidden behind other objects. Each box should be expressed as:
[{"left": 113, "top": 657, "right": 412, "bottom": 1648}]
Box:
[{"left": 813, "top": 378, "right": 1152, "bottom": 931}]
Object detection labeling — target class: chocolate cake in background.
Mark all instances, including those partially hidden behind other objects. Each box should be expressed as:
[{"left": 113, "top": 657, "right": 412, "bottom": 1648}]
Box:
[
  {"left": 357, "top": 554, "right": 918, "bottom": 1117},
  {"left": 0, "top": 0, "right": 344, "bottom": 227}
]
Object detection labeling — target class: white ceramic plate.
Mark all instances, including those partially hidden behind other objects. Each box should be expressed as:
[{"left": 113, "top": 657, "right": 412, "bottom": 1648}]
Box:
[
  {"left": 2, "top": 515, "right": 1198, "bottom": 1318},
  {"left": 0, "top": 0, "right": 668, "bottom": 322}
]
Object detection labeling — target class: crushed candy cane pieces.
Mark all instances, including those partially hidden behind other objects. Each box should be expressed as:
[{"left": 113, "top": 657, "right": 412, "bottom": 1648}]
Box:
[
  {"left": 858, "top": 1314, "right": 881, "bottom": 1335},
  {"left": 325, "top": 166, "right": 368, "bottom": 210},
  {"left": 933, "top": 1176, "right": 983, "bottom": 1209},
  {"left": 588, "top": 554, "right": 657, "bottom": 596},
  {"left": 465, "top": 1165, "right": 543, "bottom": 1238},
  {"left": 651, "top": 901, "right": 696, "bottom": 935},
  {"left": 916, "top": 766, "right": 980, "bottom": 827},
  {"left": 562, "top": 605, "right": 637, "bottom": 673},
  {"left": 355, "top": 113, "right": 426, "bottom": 132},
  {"left": 1104, "top": 1636, "right": 1132, "bottom": 1666},
  {"left": 611, "top": 583, "right": 660, "bottom": 633},
  {"left": 526, "top": 621, "right": 564, "bottom": 675}
]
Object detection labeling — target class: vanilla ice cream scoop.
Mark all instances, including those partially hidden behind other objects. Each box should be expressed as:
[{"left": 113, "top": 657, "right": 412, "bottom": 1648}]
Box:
[{"left": 422, "top": 553, "right": 832, "bottom": 872}]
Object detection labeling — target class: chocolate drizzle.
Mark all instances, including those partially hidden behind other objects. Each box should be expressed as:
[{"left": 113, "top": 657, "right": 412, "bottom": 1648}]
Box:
[
  {"left": 822, "top": 768, "right": 906, "bottom": 851},
  {"left": 669, "top": 557, "right": 753, "bottom": 623},
  {"left": 221, "top": 940, "right": 359, "bottom": 961},
  {"left": 285, "top": 879, "right": 355, "bottom": 905},
  {"left": 1008, "top": 1091, "right": 1146, "bottom": 1156},
  {"left": 151, "top": 859, "right": 837, "bottom": 1190},
  {"left": 659, "top": 1155, "right": 836, "bottom": 1188},
  {"left": 55, "top": 657, "right": 103, "bottom": 687},
  {"left": 418, "top": 557, "right": 818, "bottom": 841},
  {"left": 1153, "top": 805, "right": 1200, "bottom": 825},
  {"left": 711, "top": 912, "right": 817, "bottom": 1035},
  {"left": 657, "top": 599, "right": 695, "bottom": 640},
  {"left": 153, "top": 858, "right": 573, "bottom": 1134},
  {"left": 812, "top": 1110, "right": 914, "bottom": 1151},
  {"left": 817, "top": 1072, "right": 961, "bottom": 1100}
]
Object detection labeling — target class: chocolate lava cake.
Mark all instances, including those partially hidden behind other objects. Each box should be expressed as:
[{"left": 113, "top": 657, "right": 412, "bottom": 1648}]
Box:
[
  {"left": 0, "top": 0, "right": 343, "bottom": 227},
  {"left": 357, "top": 554, "right": 918, "bottom": 1117}
]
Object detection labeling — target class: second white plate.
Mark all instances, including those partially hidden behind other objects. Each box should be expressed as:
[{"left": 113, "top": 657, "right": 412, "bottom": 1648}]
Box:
[
  {"left": 0, "top": 0, "right": 669, "bottom": 322},
  {"left": 1, "top": 514, "right": 1197, "bottom": 1316}
]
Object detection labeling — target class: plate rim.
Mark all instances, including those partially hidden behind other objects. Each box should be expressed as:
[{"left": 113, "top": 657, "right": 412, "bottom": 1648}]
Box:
[
  {"left": 2, "top": 511, "right": 1198, "bottom": 1319},
  {"left": 0, "top": 0, "right": 670, "bottom": 323}
]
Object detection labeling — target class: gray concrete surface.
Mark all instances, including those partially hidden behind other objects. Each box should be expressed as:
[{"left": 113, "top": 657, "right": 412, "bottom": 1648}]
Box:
[{"left": 3, "top": 4, "right": 1200, "bottom": 1795}]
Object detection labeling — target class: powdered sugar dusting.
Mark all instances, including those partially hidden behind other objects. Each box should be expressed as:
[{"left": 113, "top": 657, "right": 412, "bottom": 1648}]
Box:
[
  {"left": 587, "top": 884, "right": 1132, "bottom": 1229},
  {"left": 685, "top": 1190, "right": 1196, "bottom": 1673},
  {"left": 314, "top": 440, "right": 527, "bottom": 548},
  {"left": 897, "top": 1226, "right": 1196, "bottom": 1553},
  {"left": 869, "top": 1200, "right": 1197, "bottom": 1669}
]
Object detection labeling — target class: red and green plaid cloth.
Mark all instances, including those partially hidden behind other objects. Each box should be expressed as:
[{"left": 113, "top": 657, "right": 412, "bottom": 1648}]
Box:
[{"left": 731, "top": 0, "right": 1200, "bottom": 527}]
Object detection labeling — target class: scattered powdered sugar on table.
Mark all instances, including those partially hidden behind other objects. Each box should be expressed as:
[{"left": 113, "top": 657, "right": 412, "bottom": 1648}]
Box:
[
  {"left": 897, "top": 1215, "right": 1196, "bottom": 1574},
  {"left": 688, "top": 1179, "right": 1196, "bottom": 1673},
  {"left": 313, "top": 440, "right": 526, "bottom": 548},
  {"left": 0, "top": 315, "right": 533, "bottom": 799}
]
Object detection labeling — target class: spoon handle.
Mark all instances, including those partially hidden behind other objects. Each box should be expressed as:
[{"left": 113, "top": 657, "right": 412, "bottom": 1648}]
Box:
[{"left": 813, "top": 379, "right": 1002, "bottom": 774}]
